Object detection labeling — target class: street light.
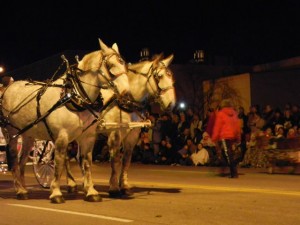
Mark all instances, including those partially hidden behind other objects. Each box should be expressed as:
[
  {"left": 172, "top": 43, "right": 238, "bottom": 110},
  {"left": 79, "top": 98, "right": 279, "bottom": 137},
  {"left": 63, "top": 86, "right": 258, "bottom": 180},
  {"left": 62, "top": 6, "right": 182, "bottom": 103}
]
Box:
[
  {"left": 0, "top": 66, "right": 4, "bottom": 73},
  {"left": 179, "top": 102, "right": 186, "bottom": 110}
]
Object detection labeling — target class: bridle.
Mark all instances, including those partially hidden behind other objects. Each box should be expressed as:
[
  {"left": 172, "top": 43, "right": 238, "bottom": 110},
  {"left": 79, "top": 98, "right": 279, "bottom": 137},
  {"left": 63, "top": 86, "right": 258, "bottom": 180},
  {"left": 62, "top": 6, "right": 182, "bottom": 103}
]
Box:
[
  {"left": 129, "top": 61, "right": 174, "bottom": 105},
  {"left": 101, "top": 52, "right": 127, "bottom": 77},
  {"left": 150, "top": 61, "right": 174, "bottom": 101},
  {"left": 68, "top": 50, "right": 127, "bottom": 105},
  {"left": 73, "top": 51, "right": 127, "bottom": 84}
]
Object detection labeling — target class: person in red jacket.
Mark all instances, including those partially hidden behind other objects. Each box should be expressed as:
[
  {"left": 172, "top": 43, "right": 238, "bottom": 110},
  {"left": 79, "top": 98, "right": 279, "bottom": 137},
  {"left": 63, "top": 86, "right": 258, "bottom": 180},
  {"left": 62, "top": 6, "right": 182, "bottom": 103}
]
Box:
[{"left": 212, "top": 99, "right": 241, "bottom": 178}]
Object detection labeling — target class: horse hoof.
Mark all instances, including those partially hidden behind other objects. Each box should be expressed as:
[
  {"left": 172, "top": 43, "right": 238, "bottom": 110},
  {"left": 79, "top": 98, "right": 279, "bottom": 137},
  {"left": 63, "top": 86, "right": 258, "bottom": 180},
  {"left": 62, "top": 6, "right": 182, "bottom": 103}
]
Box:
[
  {"left": 120, "top": 188, "right": 134, "bottom": 197},
  {"left": 67, "top": 186, "right": 77, "bottom": 193},
  {"left": 84, "top": 194, "right": 102, "bottom": 202},
  {"left": 17, "top": 193, "right": 29, "bottom": 200},
  {"left": 50, "top": 196, "right": 65, "bottom": 204},
  {"left": 108, "top": 190, "right": 121, "bottom": 198}
]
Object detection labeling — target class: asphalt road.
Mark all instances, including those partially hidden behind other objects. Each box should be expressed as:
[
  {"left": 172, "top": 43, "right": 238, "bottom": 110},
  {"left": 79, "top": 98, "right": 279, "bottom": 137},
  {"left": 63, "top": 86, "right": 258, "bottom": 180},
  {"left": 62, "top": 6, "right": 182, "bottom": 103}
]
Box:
[{"left": 0, "top": 162, "right": 300, "bottom": 225}]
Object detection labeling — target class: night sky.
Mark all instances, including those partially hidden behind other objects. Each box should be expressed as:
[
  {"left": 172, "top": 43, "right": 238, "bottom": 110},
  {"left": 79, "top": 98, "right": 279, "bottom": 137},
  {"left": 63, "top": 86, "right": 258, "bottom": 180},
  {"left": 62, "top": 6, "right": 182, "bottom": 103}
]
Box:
[{"left": 0, "top": 0, "right": 299, "bottom": 72}]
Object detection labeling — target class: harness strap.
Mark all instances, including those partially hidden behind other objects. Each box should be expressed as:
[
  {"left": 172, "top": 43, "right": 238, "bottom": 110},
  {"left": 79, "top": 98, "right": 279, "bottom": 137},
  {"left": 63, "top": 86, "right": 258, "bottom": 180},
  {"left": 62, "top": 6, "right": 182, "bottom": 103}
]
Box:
[
  {"left": 70, "top": 70, "right": 93, "bottom": 105},
  {"left": 12, "top": 93, "right": 73, "bottom": 139},
  {"left": 36, "top": 89, "right": 54, "bottom": 141}
]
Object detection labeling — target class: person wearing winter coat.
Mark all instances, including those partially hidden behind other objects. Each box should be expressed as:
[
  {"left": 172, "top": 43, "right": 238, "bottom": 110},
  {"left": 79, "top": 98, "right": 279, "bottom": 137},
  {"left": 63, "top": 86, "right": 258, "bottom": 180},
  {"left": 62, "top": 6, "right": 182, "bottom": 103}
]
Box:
[{"left": 212, "top": 99, "right": 242, "bottom": 178}]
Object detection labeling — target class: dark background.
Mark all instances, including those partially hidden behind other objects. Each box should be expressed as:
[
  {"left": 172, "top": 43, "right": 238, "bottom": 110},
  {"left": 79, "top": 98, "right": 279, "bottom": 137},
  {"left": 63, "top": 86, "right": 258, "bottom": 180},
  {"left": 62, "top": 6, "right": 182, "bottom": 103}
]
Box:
[{"left": 1, "top": 0, "right": 299, "bottom": 71}]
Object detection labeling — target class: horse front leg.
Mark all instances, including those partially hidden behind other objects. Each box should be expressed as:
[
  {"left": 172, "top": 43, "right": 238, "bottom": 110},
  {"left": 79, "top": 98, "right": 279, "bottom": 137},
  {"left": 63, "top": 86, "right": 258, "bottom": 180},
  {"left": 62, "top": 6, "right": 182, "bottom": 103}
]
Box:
[
  {"left": 119, "top": 128, "right": 140, "bottom": 197},
  {"left": 81, "top": 151, "right": 101, "bottom": 202},
  {"left": 119, "top": 146, "right": 133, "bottom": 196},
  {"left": 50, "top": 139, "right": 68, "bottom": 204},
  {"left": 79, "top": 139, "right": 101, "bottom": 202},
  {"left": 108, "top": 131, "right": 122, "bottom": 198}
]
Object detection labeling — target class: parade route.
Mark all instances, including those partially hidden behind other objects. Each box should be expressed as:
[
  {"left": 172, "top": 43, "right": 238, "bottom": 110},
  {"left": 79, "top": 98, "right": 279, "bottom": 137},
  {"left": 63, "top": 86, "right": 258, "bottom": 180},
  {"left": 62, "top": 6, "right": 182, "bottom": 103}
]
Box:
[{"left": 1, "top": 162, "right": 300, "bottom": 225}]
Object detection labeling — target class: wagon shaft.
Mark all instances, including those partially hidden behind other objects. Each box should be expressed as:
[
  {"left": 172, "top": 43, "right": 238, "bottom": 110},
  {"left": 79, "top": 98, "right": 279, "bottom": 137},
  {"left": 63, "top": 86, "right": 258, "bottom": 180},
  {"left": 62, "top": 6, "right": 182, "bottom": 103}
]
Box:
[{"left": 97, "top": 120, "right": 151, "bottom": 132}]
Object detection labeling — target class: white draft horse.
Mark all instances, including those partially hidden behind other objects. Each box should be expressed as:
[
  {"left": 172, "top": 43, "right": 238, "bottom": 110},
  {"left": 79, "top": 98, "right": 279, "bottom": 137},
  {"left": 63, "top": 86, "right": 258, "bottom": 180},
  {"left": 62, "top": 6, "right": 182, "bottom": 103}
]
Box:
[
  {"left": 60, "top": 54, "right": 176, "bottom": 197},
  {"left": 98, "top": 54, "right": 176, "bottom": 197},
  {"left": 0, "top": 39, "right": 129, "bottom": 203}
]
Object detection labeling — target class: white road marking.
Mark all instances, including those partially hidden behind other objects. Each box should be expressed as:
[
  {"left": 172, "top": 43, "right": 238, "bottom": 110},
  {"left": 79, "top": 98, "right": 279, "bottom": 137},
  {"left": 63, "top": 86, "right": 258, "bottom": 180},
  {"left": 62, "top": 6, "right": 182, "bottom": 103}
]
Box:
[{"left": 7, "top": 204, "right": 133, "bottom": 223}]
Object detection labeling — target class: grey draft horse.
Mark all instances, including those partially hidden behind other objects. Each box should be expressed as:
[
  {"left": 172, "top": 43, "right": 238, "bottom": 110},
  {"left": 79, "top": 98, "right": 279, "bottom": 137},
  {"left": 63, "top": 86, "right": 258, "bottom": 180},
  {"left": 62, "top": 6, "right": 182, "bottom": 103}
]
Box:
[
  {"left": 97, "top": 53, "right": 176, "bottom": 197},
  {"left": 0, "top": 39, "right": 129, "bottom": 203}
]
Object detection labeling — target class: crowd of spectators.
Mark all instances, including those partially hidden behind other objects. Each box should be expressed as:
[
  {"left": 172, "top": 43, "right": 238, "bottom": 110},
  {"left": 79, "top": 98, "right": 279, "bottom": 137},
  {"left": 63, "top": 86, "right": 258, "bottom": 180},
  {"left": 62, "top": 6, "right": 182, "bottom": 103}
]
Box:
[
  {"left": 131, "top": 107, "right": 219, "bottom": 166},
  {"left": 94, "top": 102, "right": 300, "bottom": 168}
]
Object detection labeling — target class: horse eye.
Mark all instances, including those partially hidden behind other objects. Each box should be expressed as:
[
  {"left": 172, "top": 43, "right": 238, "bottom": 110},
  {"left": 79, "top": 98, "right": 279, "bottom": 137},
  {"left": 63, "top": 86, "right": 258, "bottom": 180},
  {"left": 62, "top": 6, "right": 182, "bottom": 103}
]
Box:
[{"left": 106, "top": 63, "right": 112, "bottom": 70}]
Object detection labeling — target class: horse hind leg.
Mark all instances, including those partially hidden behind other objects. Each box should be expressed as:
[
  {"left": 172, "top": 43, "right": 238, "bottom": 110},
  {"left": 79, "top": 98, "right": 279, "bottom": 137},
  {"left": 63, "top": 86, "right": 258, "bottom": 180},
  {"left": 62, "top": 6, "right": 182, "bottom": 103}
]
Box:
[
  {"left": 11, "top": 136, "right": 32, "bottom": 200},
  {"left": 11, "top": 150, "right": 28, "bottom": 199},
  {"left": 50, "top": 136, "right": 69, "bottom": 204}
]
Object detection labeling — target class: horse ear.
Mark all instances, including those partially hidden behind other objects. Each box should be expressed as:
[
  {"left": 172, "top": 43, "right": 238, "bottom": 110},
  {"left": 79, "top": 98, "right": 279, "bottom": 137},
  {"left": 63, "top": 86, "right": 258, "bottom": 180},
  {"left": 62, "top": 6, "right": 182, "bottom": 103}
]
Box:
[
  {"left": 162, "top": 54, "right": 174, "bottom": 67},
  {"left": 99, "top": 38, "right": 109, "bottom": 52},
  {"left": 112, "top": 43, "right": 120, "bottom": 53}
]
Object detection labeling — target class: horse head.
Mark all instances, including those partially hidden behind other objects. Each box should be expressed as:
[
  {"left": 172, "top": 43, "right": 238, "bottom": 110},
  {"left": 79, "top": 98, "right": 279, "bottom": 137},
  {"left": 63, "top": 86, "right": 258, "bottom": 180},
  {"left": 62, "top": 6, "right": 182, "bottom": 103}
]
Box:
[
  {"left": 128, "top": 54, "right": 176, "bottom": 112},
  {"left": 77, "top": 39, "right": 129, "bottom": 101}
]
